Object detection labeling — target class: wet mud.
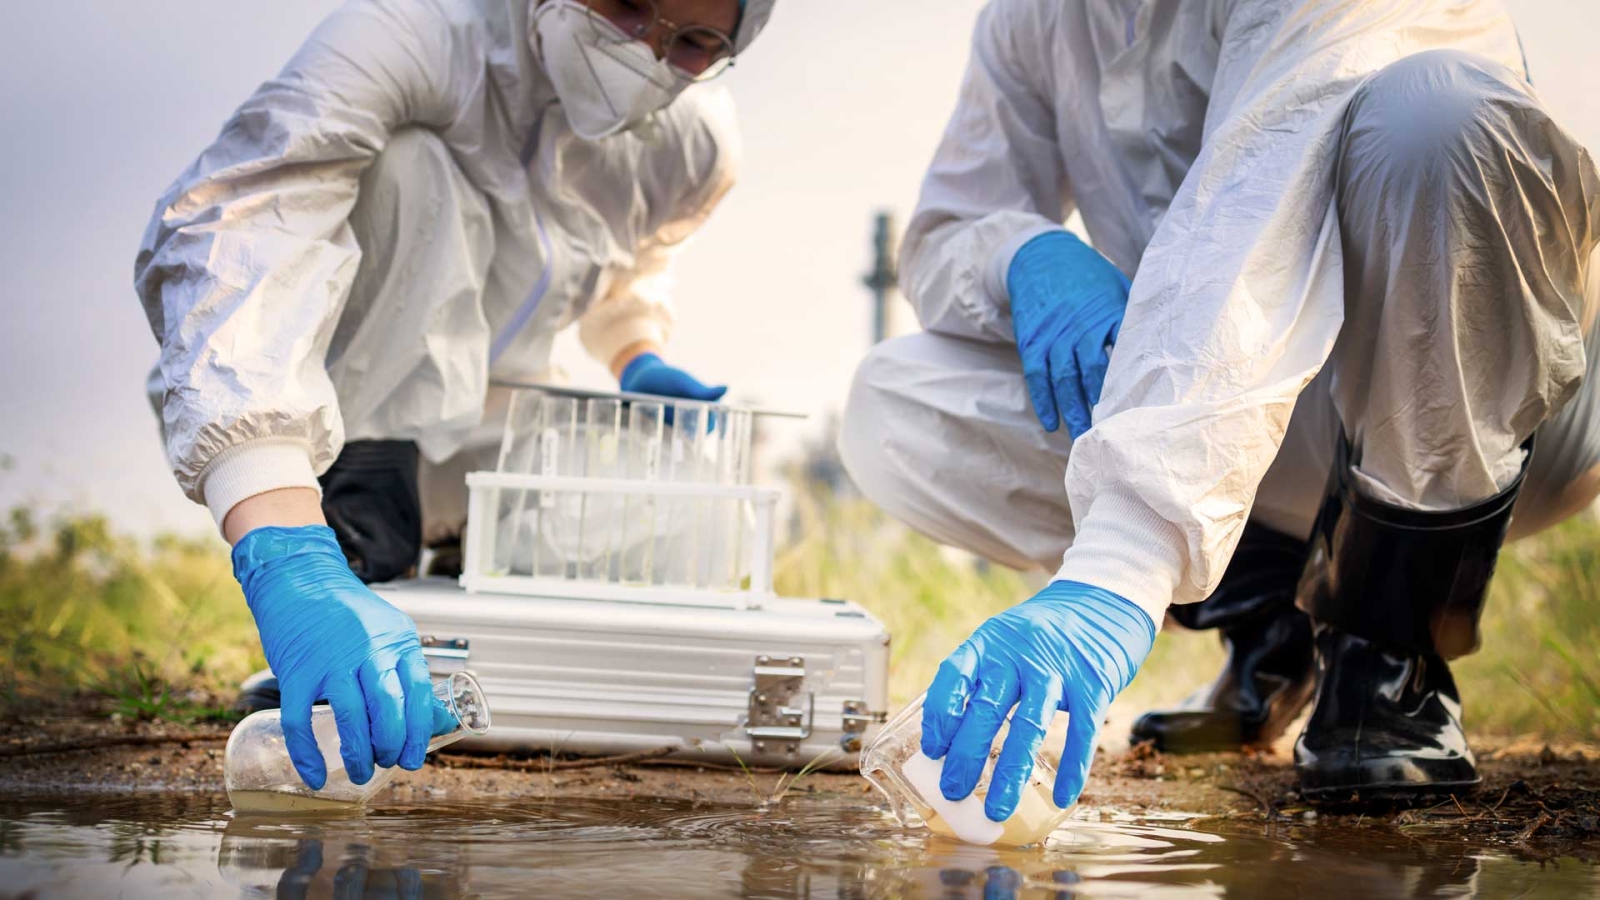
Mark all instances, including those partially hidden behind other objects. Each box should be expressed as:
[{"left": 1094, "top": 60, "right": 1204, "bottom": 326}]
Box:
[{"left": 3, "top": 717, "right": 1597, "bottom": 858}]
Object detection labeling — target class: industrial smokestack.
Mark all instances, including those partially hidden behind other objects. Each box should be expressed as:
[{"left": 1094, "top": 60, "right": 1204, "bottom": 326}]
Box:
[{"left": 861, "top": 211, "right": 900, "bottom": 345}]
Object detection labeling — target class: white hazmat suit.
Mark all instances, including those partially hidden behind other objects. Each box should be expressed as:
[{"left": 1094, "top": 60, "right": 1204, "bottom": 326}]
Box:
[
  {"left": 840, "top": 0, "right": 1600, "bottom": 627},
  {"left": 136, "top": 0, "right": 774, "bottom": 532}
]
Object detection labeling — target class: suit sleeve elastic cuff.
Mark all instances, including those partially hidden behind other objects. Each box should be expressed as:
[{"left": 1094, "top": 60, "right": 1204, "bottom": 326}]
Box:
[
  {"left": 1053, "top": 488, "right": 1186, "bottom": 628},
  {"left": 581, "top": 314, "right": 670, "bottom": 373},
  {"left": 983, "top": 222, "right": 1067, "bottom": 313},
  {"left": 200, "top": 438, "right": 322, "bottom": 531}
]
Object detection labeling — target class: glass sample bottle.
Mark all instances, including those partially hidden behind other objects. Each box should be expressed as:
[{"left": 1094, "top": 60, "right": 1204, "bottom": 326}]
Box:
[
  {"left": 225, "top": 671, "right": 491, "bottom": 813},
  {"left": 860, "top": 693, "right": 1074, "bottom": 847}
]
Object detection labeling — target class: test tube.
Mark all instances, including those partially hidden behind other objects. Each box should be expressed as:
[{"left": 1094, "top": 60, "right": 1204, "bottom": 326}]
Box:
[
  {"left": 580, "top": 398, "right": 623, "bottom": 582},
  {"left": 496, "top": 390, "right": 545, "bottom": 473},
  {"left": 723, "top": 410, "right": 753, "bottom": 589},
  {"left": 622, "top": 401, "right": 665, "bottom": 585},
  {"left": 535, "top": 395, "right": 579, "bottom": 580},
  {"left": 661, "top": 403, "right": 707, "bottom": 586},
  {"left": 494, "top": 391, "right": 545, "bottom": 576},
  {"left": 705, "top": 410, "right": 754, "bottom": 589}
]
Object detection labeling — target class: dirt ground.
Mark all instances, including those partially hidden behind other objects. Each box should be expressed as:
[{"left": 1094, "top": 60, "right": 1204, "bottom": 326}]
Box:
[{"left": 4, "top": 716, "right": 1597, "bottom": 858}]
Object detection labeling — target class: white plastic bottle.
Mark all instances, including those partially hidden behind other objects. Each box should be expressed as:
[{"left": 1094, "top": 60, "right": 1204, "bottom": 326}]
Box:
[
  {"left": 860, "top": 693, "right": 1074, "bottom": 847},
  {"left": 224, "top": 671, "right": 490, "bottom": 813}
]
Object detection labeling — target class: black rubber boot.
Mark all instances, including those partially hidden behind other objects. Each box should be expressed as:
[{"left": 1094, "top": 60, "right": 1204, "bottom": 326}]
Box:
[
  {"left": 1130, "top": 524, "right": 1315, "bottom": 753},
  {"left": 234, "top": 669, "right": 281, "bottom": 715},
  {"left": 319, "top": 439, "right": 422, "bottom": 585},
  {"left": 1293, "top": 438, "right": 1527, "bottom": 803}
]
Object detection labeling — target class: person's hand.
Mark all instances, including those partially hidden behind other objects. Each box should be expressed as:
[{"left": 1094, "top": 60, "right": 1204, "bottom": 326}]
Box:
[
  {"left": 232, "top": 525, "right": 434, "bottom": 789},
  {"left": 1006, "top": 231, "right": 1131, "bottom": 438},
  {"left": 921, "top": 580, "right": 1155, "bottom": 821},
  {"left": 619, "top": 352, "right": 727, "bottom": 403}
]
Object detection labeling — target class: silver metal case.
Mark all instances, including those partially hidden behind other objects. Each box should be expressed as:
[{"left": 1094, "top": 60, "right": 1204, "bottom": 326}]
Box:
[{"left": 376, "top": 579, "right": 890, "bottom": 770}]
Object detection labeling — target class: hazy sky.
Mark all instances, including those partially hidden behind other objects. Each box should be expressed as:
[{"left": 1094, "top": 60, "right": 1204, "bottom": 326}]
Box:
[{"left": 3, "top": 1, "right": 1598, "bottom": 536}]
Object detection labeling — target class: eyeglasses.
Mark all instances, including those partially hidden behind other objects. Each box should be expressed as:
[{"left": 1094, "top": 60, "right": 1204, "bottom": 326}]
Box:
[{"left": 583, "top": 0, "right": 737, "bottom": 83}]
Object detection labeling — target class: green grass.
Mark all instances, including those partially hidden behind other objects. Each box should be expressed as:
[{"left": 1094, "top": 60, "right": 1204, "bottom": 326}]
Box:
[
  {"left": 776, "top": 487, "right": 1600, "bottom": 744},
  {"left": 0, "top": 506, "right": 259, "bottom": 723},
  {"left": 1, "top": 486, "right": 1594, "bottom": 741},
  {"left": 1457, "top": 513, "right": 1600, "bottom": 740}
]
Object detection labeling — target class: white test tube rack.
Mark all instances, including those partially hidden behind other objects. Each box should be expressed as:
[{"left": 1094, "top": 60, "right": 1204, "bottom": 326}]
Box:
[
  {"left": 461, "top": 473, "right": 780, "bottom": 610},
  {"left": 458, "top": 384, "right": 792, "bottom": 610}
]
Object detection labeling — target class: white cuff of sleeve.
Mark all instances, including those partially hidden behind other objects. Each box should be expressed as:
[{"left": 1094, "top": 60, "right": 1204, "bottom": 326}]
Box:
[
  {"left": 583, "top": 315, "right": 670, "bottom": 374},
  {"left": 200, "top": 438, "right": 322, "bottom": 531},
  {"left": 982, "top": 222, "right": 1068, "bottom": 313},
  {"left": 1053, "top": 487, "right": 1187, "bottom": 629}
]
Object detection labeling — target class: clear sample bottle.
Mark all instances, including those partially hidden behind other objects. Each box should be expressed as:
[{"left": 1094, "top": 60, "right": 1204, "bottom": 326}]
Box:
[
  {"left": 859, "top": 693, "right": 1074, "bottom": 847},
  {"left": 225, "top": 671, "right": 491, "bottom": 813}
]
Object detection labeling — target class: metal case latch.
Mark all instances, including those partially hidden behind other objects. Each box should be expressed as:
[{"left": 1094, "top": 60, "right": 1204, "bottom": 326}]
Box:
[
  {"left": 839, "top": 700, "right": 887, "bottom": 753},
  {"left": 420, "top": 636, "right": 470, "bottom": 676},
  {"left": 746, "top": 655, "right": 812, "bottom": 754}
]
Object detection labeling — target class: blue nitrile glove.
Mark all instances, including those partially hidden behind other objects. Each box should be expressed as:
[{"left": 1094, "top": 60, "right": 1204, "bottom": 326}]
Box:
[
  {"left": 232, "top": 525, "right": 435, "bottom": 789},
  {"left": 921, "top": 580, "right": 1156, "bottom": 822},
  {"left": 619, "top": 352, "right": 727, "bottom": 403},
  {"left": 1006, "top": 231, "right": 1132, "bottom": 438}
]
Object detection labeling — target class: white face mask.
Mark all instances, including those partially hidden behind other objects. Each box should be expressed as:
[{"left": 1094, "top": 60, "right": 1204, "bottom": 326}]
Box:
[{"left": 531, "top": 0, "right": 684, "bottom": 141}]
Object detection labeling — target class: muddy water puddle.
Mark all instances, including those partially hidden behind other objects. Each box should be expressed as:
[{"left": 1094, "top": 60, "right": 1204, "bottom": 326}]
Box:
[{"left": 1, "top": 790, "right": 1595, "bottom": 898}]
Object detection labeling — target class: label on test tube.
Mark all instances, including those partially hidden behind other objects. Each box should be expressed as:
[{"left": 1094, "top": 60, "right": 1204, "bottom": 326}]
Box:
[
  {"left": 539, "top": 428, "right": 558, "bottom": 508},
  {"left": 645, "top": 440, "right": 661, "bottom": 481}
]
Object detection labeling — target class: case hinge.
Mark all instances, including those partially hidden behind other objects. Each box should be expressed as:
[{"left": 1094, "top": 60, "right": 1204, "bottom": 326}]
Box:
[
  {"left": 745, "top": 655, "right": 813, "bottom": 754},
  {"left": 420, "top": 636, "right": 470, "bottom": 676}
]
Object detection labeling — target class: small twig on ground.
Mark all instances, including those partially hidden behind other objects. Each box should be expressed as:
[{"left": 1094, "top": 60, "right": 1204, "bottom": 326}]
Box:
[
  {"left": 1218, "top": 782, "right": 1280, "bottom": 820},
  {"left": 435, "top": 745, "right": 676, "bottom": 772},
  {"left": 0, "top": 732, "right": 227, "bottom": 758},
  {"left": 1419, "top": 797, "right": 1456, "bottom": 818},
  {"left": 1515, "top": 811, "right": 1552, "bottom": 843},
  {"left": 1450, "top": 794, "right": 1476, "bottom": 821},
  {"left": 1490, "top": 785, "right": 1512, "bottom": 813}
]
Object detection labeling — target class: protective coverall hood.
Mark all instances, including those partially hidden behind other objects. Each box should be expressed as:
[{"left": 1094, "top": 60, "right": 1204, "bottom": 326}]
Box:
[{"left": 731, "top": 0, "right": 776, "bottom": 54}]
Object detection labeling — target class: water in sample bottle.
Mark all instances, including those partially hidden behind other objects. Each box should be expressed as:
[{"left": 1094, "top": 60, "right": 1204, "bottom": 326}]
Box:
[
  {"left": 225, "top": 672, "right": 491, "bottom": 813},
  {"left": 859, "top": 694, "right": 1074, "bottom": 847}
]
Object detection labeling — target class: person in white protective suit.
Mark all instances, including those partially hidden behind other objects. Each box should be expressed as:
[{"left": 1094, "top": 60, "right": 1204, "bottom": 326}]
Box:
[
  {"left": 840, "top": 0, "right": 1600, "bottom": 815},
  {"left": 135, "top": 0, "right": 777, "bottom": 792}
]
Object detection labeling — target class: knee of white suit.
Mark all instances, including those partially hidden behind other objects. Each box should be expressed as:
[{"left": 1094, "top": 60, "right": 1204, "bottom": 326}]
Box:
[
  {"left": 1331, "top": 48, "right": 1595, "bottom": 511},
  {"left": 333, "top": 125, "right": 497, "bottom": 461},
  {"left": 367, "top": 128, "right": 458, "bottom": 191},
  {"left": 1342, "top": 50, "right": 1534, "bottom": 190},
  {"left": 837, "top": 340, "right": 914, "bottom": 517},
  {"left": 349, "top": 128, "right": 489, "bottom": 265}
]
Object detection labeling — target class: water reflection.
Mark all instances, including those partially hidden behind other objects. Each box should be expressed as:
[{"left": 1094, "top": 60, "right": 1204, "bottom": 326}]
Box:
[
  {"left": 219, "top": 831, "right": 433, "bottom": 898},
  {"left": 0, "top": 791, "right": 1594, "bottom": 899}
]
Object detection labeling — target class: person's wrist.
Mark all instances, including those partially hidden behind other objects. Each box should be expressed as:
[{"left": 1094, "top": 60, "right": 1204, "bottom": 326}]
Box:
[
  {"left": 1033, "top": 580, "right": 1157, "bottom": 659},
  {"left": 611, "top": 340, "right": 663, "bottom": 381},
  {"left": 222, "top": 487, "right": 326, "bottom": 545},
  {"left": 230, "top": 523, "right": 348, "bottom": 591}
]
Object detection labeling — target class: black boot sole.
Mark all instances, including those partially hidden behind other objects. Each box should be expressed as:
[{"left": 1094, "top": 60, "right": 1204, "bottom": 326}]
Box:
[{"left": 1300, "top": 777, "right": 1481, "bottom": 807}]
